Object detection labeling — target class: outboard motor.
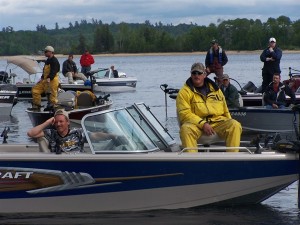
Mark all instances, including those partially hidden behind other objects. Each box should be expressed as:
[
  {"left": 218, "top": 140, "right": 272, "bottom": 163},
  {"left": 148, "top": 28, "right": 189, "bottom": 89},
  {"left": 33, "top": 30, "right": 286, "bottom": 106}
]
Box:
[{"left": 0, "top": 71, "right": 9, "bottom": 84}]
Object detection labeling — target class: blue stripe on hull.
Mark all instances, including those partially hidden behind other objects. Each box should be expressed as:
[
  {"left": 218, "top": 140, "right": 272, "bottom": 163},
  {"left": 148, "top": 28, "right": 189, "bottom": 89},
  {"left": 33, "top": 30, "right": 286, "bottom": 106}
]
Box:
[{"left": 0, "top": 159, "right": 297, "bottom": 199}]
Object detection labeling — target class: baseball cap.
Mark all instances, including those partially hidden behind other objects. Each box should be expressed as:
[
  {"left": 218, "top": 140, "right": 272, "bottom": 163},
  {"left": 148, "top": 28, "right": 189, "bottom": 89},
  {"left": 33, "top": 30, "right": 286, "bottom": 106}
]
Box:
[
  {"left": 222, "top": 74, "right": 230, "bottom": 80},
  {"left": 211, "top": 39, "right": 218, "bottom": 44},
  {"left": 45, "top": 46, "right": 54, "bottom": 52},
  {"left": 269, "top": 37, "right": 276, "bottom": 43},
  {"left": 54, "top": 109, "right": 69, "bottom": 120},
  {"left": 191, "top": 63, "right": 205, "bottom": 73}
]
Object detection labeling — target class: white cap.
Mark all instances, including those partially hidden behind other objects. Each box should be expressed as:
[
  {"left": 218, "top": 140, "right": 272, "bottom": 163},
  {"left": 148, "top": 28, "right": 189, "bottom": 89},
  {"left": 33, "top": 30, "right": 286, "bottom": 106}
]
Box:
[
  {"left": 269, "top": 37, "right": 276, "bottom": 43},
  {"left": 45, "top": 46, "right": 54, "bottom": 52}
]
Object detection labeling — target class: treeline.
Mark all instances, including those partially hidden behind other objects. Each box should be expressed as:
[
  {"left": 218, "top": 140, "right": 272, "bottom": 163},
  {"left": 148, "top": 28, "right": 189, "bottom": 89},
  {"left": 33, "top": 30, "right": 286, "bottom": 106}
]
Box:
[{"left": 0, "top": 15, "right": 299, "bottom": 56}]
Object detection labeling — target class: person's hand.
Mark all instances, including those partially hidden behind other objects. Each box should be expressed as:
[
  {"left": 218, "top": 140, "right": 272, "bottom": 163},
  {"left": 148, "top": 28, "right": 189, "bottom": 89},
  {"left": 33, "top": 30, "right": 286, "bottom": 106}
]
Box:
[
  {"left": 205, "top": 67, "right": 210, "bottom": 73},
  {"left": 266, "top": 57, "right": 272, "bottom": 61},
  {"left": 272, "top": 103, "right": 278, "bottom": 109},
  {"left": 202, "top": 123, "right": 215, "bottom": 136},
  {"left": 269, "top": 47, "right": 273, "bottom": 52},
  {"left": 46, "top": 78, "right": 50, "bottom": 83}
]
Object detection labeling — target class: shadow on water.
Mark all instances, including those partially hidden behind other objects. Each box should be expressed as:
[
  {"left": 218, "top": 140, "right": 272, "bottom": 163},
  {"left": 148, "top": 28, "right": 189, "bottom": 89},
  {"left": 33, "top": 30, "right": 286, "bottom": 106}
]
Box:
[{"left": 0, "top": 204, "right": 299, "bottom": 225}]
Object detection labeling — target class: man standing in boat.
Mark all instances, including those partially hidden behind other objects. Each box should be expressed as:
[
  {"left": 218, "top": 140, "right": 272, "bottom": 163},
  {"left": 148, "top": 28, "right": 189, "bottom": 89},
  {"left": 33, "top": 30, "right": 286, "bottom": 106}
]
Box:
[
  {"left": 260, "top": 37, "right": 282, "bottom": 93},
  {"left": 205, "top": 39, "right": 228, "bottom": 85},
  {"left": 28, "top": 46, "right": 60, "bottom": 111},
  {"left": 176, "top": 62, "right": 242, "bottom": 153},
  {"left": 80, "top": 50, "right": 95, "bottom": 76},
  {"left": 263, "top": 73, "right": 295, "bottom": 109}
]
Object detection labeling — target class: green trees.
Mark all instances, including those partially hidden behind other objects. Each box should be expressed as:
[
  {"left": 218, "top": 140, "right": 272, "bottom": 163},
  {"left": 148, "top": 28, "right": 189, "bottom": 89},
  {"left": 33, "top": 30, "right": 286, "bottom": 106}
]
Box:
[{"left": 0, "top": 16, "right": 299, "bottom": 56}]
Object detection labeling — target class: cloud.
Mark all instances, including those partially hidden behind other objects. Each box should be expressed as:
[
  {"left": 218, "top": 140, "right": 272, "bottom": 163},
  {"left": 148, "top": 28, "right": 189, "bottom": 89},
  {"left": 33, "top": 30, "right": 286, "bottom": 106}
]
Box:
[{"left": 0, "top": 0, "right": 299, "bottom": 31}]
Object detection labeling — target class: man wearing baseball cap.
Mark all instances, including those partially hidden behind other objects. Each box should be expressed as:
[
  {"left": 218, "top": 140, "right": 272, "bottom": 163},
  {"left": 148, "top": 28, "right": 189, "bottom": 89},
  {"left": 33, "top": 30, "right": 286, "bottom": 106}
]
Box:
[
  {"left": 260, "top": 37, "right": 282, "bottom": 93},
  {"left": 29, "top": 45, "right": 60, "bottom": 111},
  {"left": 176, "top": 62, "right": 242, "bottom": 153}
]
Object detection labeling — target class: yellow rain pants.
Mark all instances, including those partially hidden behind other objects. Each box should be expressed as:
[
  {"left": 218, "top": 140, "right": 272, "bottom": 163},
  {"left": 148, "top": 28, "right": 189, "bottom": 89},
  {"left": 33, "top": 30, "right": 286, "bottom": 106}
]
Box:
[
  {"left": 32, "top": 76, "right": 59, "bottom": 106},
  {"left": 180, "top": 119, "right": 242, "bottom": 153}
]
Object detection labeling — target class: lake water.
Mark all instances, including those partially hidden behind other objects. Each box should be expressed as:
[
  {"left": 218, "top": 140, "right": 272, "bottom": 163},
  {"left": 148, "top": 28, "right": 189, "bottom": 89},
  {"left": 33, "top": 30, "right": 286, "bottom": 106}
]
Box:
[{"left": 0, "top": 53, "right": 299, "bottom": 224}]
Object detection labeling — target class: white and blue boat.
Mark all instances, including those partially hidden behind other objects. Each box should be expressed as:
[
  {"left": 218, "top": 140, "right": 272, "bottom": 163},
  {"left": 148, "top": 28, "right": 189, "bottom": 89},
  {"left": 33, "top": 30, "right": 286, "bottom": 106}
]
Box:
[{"left": 0, "top": 103, "right": 299, "bottom": 213}]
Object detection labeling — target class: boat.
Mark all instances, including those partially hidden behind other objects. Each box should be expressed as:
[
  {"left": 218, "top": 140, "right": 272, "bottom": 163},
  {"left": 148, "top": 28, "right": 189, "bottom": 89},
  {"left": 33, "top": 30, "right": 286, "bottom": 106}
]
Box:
[
  {"left": 0, "top": 102, "right": 299, "bottom": 213},
  {"left": 160, "top": 84, "right": 299, "bottom": 136},
  {"left": 91, "top": 68, "right": 137, "bottom": 93},
  {"left": 26, "top": 90, "right": 113, "bottom": 127},
  {"left": 2, "top": 56, "right": 94, "bottom": 101},
  {"left": 230, "top": 106, "right": 298, "bottom": 134},
  {"left": 0, "top": 82, "right": 18, "bottom": 116},
  {"left": 160, "top": 67, "right": 300, "bottom": 107}
]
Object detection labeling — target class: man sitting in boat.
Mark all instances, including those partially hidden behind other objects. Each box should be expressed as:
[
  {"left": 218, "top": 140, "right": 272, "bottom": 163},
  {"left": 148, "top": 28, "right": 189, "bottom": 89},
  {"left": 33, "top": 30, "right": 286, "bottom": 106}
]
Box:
[
  {"left": 176, "top": 62, "right": 242, "bottom": 153},
  {"left": 105, "top": 65, "right": 119, "bottom": 78},
  {"left": 220, "top": 74, "right": 240, "bottom": 108},
  {"left": 62, "top": 54, "right": 87, "bottom": 84},
  {"left": 263, "top": 73, "right": 296, "bottom": 109},
  {"left": 27, "top": 109, "right": 121, "bottom": 154}
]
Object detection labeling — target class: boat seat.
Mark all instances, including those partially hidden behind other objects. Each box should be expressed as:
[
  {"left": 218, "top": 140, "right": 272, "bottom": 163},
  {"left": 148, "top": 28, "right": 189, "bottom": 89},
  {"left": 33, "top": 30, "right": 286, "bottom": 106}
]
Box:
[
  {"left": 76, "top": 92, "right": 94, "bottom": 108},
  {"left": 57, "top": 91, "right": 76, "bottom": 108},
  {"left": 197, "top": 133, "right": 223, "bottom": 145},
  {"left": 37, "top": 137, "right": 51, "bottom": 153}
]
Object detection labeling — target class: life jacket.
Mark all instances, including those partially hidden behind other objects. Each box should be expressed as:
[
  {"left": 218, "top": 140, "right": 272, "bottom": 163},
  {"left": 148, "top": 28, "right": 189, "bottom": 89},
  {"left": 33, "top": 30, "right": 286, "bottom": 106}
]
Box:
[{"left": 209, "top": 47, "right": 223, "bottom": 65}]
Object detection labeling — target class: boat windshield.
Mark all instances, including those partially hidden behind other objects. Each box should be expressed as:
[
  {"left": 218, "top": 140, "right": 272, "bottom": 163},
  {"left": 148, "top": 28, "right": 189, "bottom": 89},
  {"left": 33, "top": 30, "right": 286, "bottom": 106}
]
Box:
[
  {"left": 82, "top": 108, "right": 158, "bottom": 153},
  {"left": 126, "top": 103, "right": 175, "bottom": 151}
]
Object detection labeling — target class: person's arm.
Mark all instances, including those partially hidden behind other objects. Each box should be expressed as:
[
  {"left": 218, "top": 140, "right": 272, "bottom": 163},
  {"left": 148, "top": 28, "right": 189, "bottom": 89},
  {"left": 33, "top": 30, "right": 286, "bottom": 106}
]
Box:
[
  {"left": 176, "top": 87, "right": 207, "bottom": 129},
  {"left": 27, "top": 117, "right": 54, "bottom": 138},
  {"left": 62, "top": 61, "right": 67, "bottom": 75},
  {"left": 285, "top": 86, "right": 296, "bottom": 104},
  {"left": 270, "top": 48, "right": 282, "bottom": 61},
  {"left": 222, "top": 50, "right": 228, "bottom": 66},
  {"left": 260, "top": 49, "right": 268, "bottom": 62}
]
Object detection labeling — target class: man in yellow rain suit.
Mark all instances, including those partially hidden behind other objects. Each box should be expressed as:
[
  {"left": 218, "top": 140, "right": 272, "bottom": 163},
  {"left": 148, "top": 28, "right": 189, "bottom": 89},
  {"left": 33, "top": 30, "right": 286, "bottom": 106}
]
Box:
[
  {"left": 176, "top": 62, "right": 242, "bottom": 152},
  {"left": 29, "top": 46, "right": 60, "bottom": 111}
]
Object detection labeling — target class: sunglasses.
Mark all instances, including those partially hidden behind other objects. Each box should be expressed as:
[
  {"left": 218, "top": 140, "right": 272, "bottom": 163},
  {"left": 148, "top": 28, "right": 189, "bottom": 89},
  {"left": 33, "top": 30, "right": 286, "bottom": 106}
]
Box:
[{"left": 192, "top": 71, "right": 204, "bottom": 76}]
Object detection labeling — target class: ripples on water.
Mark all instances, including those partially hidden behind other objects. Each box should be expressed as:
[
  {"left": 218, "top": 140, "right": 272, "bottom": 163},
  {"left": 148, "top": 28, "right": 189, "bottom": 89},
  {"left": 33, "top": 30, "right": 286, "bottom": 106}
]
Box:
[{"left": 0, "top": 53, "right": 299, "bottom": 224}]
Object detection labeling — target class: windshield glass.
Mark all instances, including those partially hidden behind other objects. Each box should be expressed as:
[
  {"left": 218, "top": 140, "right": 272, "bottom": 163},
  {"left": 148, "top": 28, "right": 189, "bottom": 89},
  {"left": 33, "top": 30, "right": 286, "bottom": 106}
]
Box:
[
  {"left": 126, "top": 103, "right": 175, "bottom": 150},
  {"left": 83, "top": 109, "right": 157, "bottom": 153}
]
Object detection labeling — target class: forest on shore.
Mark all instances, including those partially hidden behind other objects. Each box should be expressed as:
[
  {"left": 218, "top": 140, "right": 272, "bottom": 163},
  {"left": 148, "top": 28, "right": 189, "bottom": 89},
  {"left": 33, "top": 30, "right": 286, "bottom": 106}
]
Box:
[{"left": 0, "top": 15, "right": 299, "bottom": 56}]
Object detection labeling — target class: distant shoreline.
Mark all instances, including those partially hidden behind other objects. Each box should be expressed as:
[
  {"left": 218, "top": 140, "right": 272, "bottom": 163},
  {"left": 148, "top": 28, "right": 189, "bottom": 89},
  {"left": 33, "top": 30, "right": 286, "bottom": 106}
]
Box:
[{"left": 1, "top": 50, "right": 300, "bottom": 59}]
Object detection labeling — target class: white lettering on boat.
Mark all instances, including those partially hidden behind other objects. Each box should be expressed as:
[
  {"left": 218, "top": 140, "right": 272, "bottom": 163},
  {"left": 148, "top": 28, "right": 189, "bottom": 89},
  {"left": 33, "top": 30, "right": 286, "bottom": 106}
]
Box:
[
  {"left": 0, "top": 171, "right": 33, "bottom": 179},
  {"left": 230, "top": 112, "right": 247, "bottom": 117}
]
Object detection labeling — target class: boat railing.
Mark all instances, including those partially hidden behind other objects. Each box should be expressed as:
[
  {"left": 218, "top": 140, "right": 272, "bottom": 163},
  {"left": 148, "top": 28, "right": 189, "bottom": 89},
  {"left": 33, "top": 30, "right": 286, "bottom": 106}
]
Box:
[{"left": 179, "top": 146, "right": 253, "bottom": 154}]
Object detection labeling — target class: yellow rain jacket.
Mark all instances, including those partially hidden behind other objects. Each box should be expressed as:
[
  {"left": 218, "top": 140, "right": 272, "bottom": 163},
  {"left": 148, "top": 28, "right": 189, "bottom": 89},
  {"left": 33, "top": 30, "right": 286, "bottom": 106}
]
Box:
[{"left": 176, "top": 77, "right": 242, "bottom": 152}]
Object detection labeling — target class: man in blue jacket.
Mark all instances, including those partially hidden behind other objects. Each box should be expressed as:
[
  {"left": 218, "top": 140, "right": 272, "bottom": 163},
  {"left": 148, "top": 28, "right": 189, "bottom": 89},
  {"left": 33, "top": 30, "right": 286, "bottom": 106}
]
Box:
[
  {"left": 205, "top": 39, "right": 228, "bottom": 85},
  {"left": 260, "top": 37, "right": 282, "bottom": 93}
]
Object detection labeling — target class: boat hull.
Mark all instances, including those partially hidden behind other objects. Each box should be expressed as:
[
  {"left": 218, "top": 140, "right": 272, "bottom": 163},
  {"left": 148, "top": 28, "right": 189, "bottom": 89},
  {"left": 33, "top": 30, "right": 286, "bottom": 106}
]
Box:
[
  {"left": 16, "top": 83, "right": 93, "bottom": 101},
  {"left": 93, "top": 77, "right": 137, "bottom": 93},
  {"left": 0, "top": 152, "right": 297, "bottom": 213},
  {"left": 230, "top": 107, "right": 299, "bottom": 133},
  {"left": 0, "top": 86, "right": 18, "bottom": 116}
]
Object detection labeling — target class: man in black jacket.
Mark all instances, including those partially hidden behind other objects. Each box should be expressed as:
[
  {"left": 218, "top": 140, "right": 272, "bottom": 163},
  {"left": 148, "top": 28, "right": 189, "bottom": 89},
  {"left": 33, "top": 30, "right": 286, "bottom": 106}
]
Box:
[
  {"left": 263, "top": 73, "right": 295, "bottom": 109},
  {"left": 260, "top": 37, "right": 282, "bottom": 93},
  {"left": 62, "top": 54, "right": 87, "bottom": 84}
]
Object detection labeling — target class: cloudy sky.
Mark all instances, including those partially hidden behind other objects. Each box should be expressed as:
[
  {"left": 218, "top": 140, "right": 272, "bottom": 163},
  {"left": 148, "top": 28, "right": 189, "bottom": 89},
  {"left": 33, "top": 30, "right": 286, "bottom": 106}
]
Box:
[{"left": 0, "top": 0, "right": 299, "bottom": 31}]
